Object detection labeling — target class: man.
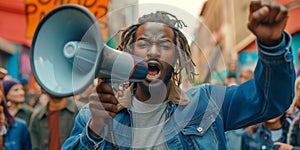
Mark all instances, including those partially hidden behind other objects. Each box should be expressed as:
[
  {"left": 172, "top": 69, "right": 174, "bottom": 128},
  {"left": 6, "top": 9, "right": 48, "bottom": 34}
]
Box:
[
  {"left": 29, "top": 93, "right": 82, "bottom": 150},
  {"left": 62, "top": 0, "right": 295, "bottom": 149},
  {"left": 239, "top": 67, "right": 254, "bottom": 84}
]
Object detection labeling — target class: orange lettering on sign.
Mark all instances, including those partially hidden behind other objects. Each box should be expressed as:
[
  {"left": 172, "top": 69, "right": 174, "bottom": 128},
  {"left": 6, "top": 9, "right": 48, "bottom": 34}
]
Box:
[{"left": 25, "top": 0, "right": 109, "bottom": 40}]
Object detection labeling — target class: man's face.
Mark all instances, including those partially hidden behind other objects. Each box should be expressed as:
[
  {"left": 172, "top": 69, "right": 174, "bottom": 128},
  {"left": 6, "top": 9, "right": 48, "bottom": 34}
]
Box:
[{"left": 133, "top": 22, "right": 176, "bottom": 87}]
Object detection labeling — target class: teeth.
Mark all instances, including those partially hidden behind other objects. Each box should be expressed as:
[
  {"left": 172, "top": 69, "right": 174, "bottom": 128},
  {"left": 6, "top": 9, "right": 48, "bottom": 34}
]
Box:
[
  {"left": 149, "top": 72, "right": 157, "bottom": 76},
  {"left": 147, "top": 62, "right": 160, "bottom": 80},
  {"left": 147, "top": 74, "right": 159, "bottom": 79}
]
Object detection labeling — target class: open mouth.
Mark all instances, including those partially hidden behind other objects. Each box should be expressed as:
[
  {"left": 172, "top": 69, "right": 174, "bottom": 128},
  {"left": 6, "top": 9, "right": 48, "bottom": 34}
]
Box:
[{"left": 147, "top": 61, "right": 161, "bottom": 80}]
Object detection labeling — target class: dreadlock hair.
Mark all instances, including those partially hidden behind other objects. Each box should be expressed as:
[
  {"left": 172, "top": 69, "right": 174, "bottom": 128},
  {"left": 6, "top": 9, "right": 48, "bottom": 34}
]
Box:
[{"left": 117, "top": 11, "right": 196, "bottom": 86}]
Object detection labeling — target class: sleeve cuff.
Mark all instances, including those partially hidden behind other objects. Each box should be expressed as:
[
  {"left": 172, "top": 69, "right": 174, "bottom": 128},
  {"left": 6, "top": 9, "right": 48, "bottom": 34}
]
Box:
[
  {"left": 80, "top": 119, "right": 104, "bottom": 149},
  {"left": 257, "top": 31, "right": 291, "bottom": 56}
]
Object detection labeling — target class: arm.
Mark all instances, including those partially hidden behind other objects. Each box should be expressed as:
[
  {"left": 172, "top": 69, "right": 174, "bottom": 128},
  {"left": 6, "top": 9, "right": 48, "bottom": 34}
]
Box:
[
  {"left": 62, "top": 103, "right": 118, "bottom": 149},
  {"left": 62, "top": 82, "right": 118, "bottom": 149},
  {"left": 222, "top": 0, "right": 295, "bottom": 130},
  {"left": 62, "top": 105, "right": 102, "bottom": 149}
]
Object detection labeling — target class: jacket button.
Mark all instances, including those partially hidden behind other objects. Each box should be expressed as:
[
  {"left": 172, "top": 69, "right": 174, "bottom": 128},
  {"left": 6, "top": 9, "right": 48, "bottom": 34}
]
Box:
[
  {"left": 284, "top": 50, "right": 292, "bottom": 62},
  {"left": 197, "top": 127, "right": 203, "bottom": 133}
]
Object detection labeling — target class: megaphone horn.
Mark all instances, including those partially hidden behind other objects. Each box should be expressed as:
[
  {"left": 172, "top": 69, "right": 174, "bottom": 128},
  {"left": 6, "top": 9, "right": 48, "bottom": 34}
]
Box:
[{"left": 30, "top": 4, "right": 148, "bottom": 97}]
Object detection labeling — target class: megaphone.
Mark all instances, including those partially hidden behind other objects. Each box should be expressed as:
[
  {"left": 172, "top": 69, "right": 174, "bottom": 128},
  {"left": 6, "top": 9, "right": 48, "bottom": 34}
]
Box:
[{"left": 30, "top": 4, "right": 148, "bottom": 97}]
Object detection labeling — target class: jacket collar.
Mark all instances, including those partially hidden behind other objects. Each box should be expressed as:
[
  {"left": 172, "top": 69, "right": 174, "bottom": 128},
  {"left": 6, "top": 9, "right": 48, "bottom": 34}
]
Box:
[
  {"left": 37, "top": 97, "right": 76, "bottom": 119},
  {"left": 117, "top": 82, "right": 190, "bottom": 110}
]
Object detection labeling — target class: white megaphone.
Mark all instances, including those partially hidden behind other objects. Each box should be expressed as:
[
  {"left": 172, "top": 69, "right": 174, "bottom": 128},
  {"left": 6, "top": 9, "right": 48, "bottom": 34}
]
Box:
[{"left": 30, "top": 4, "right": 148, "bottom": 97}]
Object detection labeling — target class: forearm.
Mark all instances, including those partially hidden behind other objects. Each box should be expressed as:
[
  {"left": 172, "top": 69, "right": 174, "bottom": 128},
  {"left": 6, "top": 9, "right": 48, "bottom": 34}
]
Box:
[
  {"left": 62, "top": 105, "right": 104, "bottom": 149},
  {"left": 62, "top": 123, "right": 103, "bottom": 149},
  {"left": 243, "top": 31, "right": 295, "bottom": 124},
  {"left": 255, "top": 31, "right": 295, "bottom": 115}
]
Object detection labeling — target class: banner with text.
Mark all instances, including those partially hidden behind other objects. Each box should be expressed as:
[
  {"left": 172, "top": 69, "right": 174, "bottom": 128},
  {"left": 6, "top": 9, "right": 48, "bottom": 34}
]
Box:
[{"left": 25, "top": 0, "right": 109, "bottom": 40}]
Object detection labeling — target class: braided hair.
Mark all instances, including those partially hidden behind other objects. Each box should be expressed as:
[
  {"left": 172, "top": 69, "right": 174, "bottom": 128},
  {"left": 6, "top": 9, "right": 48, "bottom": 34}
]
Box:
[{"left": 117, "top": 11, "right": 196, "bottom": 86}]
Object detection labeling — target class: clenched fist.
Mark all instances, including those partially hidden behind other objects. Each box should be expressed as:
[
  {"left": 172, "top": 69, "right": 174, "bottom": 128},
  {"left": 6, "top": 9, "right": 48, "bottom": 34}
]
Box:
[
  {"left": 88, "top": 82, "right": 119, "bottom": 136},
  {"left": 248, "top": 0, "right": 288, "bottom": 46}
]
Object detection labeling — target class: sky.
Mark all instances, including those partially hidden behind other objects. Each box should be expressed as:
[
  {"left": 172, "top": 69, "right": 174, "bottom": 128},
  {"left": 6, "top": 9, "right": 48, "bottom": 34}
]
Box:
[
  {"left": 138, "top": 0, "right": 206, "bottom": 43},
  {"left": 139, "top": 0, "right": 205, "bottom": 18}
]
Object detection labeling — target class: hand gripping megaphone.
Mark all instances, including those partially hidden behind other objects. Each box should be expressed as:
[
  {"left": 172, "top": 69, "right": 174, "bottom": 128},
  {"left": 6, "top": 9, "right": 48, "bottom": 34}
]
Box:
[{"left": 30, "top": 4, "right": 148, "bottom": 97}]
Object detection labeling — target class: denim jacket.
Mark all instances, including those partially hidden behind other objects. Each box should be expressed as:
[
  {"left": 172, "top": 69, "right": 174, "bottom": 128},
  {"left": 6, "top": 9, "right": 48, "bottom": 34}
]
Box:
[
  {"left": 241, "top": 122, "right": 289, "bottom": 150},
  {"left": 62, "top": 32, "right": 295, "bottom": 150},
  {"left": 29, "top": 98, "right": 81, "bottom": 150},
  {"left": 4, "top": 118, "right": 31, "bottom": 150}
]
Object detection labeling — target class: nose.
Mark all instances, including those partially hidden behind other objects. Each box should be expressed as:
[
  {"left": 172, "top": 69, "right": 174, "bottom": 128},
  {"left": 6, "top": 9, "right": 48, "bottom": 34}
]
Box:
[
  {"left": 147, "top": 44, "right": 160, "bottom": 59},
  {"left": 19, "top": 89, "right": 25, "bottom": 96}
]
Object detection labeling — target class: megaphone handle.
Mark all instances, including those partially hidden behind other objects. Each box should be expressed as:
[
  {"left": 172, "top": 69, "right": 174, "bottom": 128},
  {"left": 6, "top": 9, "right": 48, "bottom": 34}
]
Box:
[{"left": 102, "top": 79, "right": 119, "bottom": 149}]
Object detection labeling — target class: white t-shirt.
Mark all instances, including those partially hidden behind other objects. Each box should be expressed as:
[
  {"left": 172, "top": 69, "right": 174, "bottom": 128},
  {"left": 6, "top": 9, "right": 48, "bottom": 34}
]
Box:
[
  {"left": 130, "top": 96, "right": 168, "bottom": 150},
  {"left": 270, "top": 128, "right": 283, "bottom": 142}
]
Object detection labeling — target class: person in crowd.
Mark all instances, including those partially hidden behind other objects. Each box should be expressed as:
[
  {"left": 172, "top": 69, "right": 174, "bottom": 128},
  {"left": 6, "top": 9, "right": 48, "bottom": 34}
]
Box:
[
  {"left": 2, "top": 79, "right": 33, "bottom": 125},
  {"left": 19, "top": 78, "right": 39, "bottom": 108},
  {"left": 62, "top": 0, "right": 295, "bottom": 149},
  {"left": 0, "top": 69, "right": 31, "bottom": 150},
  {"left": 224, "top": 74, "right": 238, "bottom": 86},
  {"left": 0, "top": 90, "right": 31, "bottom": 150},
  {"left": 287, "top": 76, "right": 300, "bottom": 121},
  {"left": 264, "top": 77, "right": 300, "bottom": 150},
  {"left": 241, "top": 114, "right": 290, "bottom": 149},
  {"left": 238, "top": 67, "right": 254, "bottom": 84},
  {"left": 32, "top": 88, "right": 49, "bottom": 110},
  {"left": 227, "top": 61, "right": 238, "bottom": 78},
  {"left": 273, "top": 119, "right": 300, "bottom": 150},
  {"left": 273, "top": 83, "right": 300, "bottom": 150},
  {"left": 29, "top": 92, "right": 83, "bottom": 150}
]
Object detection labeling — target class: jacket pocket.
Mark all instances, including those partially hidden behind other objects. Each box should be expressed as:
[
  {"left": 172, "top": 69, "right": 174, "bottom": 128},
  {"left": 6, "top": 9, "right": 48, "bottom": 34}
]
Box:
[{"left": 181, "top": 122, "right": 218, "bottom": 150}]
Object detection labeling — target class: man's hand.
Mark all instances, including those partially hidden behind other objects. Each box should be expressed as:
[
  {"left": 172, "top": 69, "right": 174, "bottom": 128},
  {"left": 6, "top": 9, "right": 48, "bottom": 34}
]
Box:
[
  {"left": 88, "top": 82, "right": 118, "bottom": 136},
  {"left": 248, "top": 0, "right": 288, "bottom": 46},
  {"left": 0, "top": 106, "right": 5, "bottom": 127},
  {"left": 274, "top": 142, "right": 293, "bottom": 150},
  {"left": 0, "top": 68, "right": 7, "bottom": 80}
]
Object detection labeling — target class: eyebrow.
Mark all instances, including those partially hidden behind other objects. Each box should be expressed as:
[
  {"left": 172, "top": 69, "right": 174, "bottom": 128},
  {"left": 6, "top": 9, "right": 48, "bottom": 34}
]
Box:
[
  {"left": 136, "top": 37, "right": 150, "bottom": 42},
  {"left": 137, "top": 37, "right": 172, "bottom": 43}
]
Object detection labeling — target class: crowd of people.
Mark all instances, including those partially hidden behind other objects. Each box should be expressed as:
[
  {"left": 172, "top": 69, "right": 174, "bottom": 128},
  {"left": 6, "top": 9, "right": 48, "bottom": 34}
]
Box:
[
  {"left": 0, "top": 68, "right": 89, "bottom": 150},
  {"left": 224, "top": 64, "right": 300, "bottom": 150}
]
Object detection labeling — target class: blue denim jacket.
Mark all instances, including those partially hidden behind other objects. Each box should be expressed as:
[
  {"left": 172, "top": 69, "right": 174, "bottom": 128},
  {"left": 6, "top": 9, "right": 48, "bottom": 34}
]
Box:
[
  {"left": 62, "top": 32, "right": 295, "bottom": 150},
  {"left": 4, "top": 118, "right": 31, "bottom": 150},
  {"left": 241, "top": 122, "right": 289, "bottom": 150}
]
